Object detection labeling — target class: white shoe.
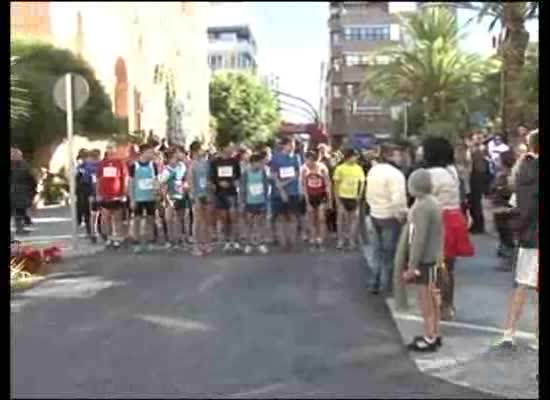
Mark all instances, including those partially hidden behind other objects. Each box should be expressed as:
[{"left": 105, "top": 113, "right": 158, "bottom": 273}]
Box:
[
  {"left": 258, "top": 244, "right": 269, "bottom": 255},
  {"left": 223, "top": 242, "right": 232, "bottom": 252},
  {"left": 232, "top": 242, "right": 241, "bottom": 252},
  {"left": 244, "top": 245, "right": 253, "bottom": 255}
]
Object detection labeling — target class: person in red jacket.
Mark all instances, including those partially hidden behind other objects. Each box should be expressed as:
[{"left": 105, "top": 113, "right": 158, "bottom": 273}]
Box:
[{"left": 96, "top": 143, "right": 128, "bottom": 248}]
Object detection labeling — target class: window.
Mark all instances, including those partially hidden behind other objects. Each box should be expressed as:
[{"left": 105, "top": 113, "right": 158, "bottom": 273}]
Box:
[
  {"left": 219, "top": 32, "right": 236, "bottom": 41},
  {"left": 344, "top": 26, "right": 391, "bottom": 41},
  {"left": 332, "top": 84, "right": 342, "bottom": 99},
  {"left": 344, "top": 54, "right": 370, "bottom": 66},
  {"left": 332, "top": 57, "right": 342, "bottom": 72},
  {"left": 331, "top": 32, "right": 341, "bottom": 46},
  {"left": 209, "top": 54, "right": 223, "bottom": 70},
  {"left": 345, "top": 83, "right": 360, "bottom": 97}
]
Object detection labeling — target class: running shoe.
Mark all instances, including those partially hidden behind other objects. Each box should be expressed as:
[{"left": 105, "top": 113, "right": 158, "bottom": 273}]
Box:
[
  {"left": 528, "top": 337, "right": 539, "bottom": 352},
  {"left": 491, "top": 334, "right": 517, "bottom": 349},
  {"left": 112, "top": 241, "right": 122, "bottom": 250},
  {"left": 258, "top": 244, "right": 269, "bottom": 255},
  {"left": 223, "top": 242, "right": 233, "bottom": 252},
  {"left": 232, "top": 242, "right": 242, "bottom": 252},
  {"left": 105, "top": 240, "right": 114, "bottom": 249},
  {"left": 191, "top": 247, "right": 204, "bottom": 257},
  {"left": 244, "top": 245, "right": 253, "bottom": 255},
  {"left": 407, "top": 336, "right": 438, "bottom": 352},
  {"left": 133, "top": 245, "right": 144, "bottom": 254},
  {"left": 336, "top": 240, "right": 345, "bottom": 250}
]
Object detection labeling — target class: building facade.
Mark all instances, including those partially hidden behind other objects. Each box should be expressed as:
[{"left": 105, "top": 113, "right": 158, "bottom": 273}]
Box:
[
  {"left": 326, "top": 2, "right": 413, "bottom": 145},
  {"left": 207, "top": 25, "right": 258, "bottom": 74},
  {"left": 11, "top": 2, "right": 211, "bottom": 147}
]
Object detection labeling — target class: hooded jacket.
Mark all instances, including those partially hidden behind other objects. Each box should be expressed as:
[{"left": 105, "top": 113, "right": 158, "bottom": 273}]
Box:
[{"left": 395, "top": 169, "right": 443, "bottom": 270}]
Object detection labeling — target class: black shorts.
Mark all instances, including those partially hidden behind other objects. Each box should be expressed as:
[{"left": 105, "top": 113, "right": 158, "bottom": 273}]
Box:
[
  {"left": 413, "top": 262, "right": 439, "bottom": 286},
  {"left": 100, "top": 200, "right": 125, "bottom": 210},
  {"left": 90, "top": 197, "right": 99, "bottom": 212},
  {"left": 308, "top": 194, "right": 327, "bottom": 209},
  {"left": 215, "top": 193, "right": 238, "bottom": 211},
  {"left": 272, "top": 195, "right": 302, "bottom": 217},
  {"left": 246, "top": 203, "right": 267, "bottom": 215},
  {"left": 172, "top": 195, "right": 192, "bottom": 210},
  {"left": 134, "top": 201, "right": 156, "bottom": 217},
  {"left": 340, "top": 198, "right": 359, "bottom": 212}
]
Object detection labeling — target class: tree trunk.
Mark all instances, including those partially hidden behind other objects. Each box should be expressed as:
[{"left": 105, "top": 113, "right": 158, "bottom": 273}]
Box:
[{"left": 502, "top": 3, "right": 530, "bottom": 148}]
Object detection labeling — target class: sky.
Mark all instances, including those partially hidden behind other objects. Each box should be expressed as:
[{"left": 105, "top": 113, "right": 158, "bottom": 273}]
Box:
[{"left": 209, "top": 2, "right": 539, "bottom": 123}]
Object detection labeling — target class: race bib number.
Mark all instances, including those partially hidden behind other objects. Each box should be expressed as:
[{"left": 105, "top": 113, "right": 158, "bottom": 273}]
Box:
[
  {"left": 199, "top": 177, "right": 207, "bottom": 189},
  {"left": 218, "top": 166, "right": 233, "bottom": 178},
  {"left": 103, "top": 167, "right": 117, "bottom": 178},
  {"left": 249, "top": 183, "right": 264, "bottom": 196},
  {"left": 138, "top": 178, "right": 154, "bottom": 191},
  {"left": 279, "top": 166, "right": 296, "bottom": 179},
  {"left": 308, "top": 176, "right": 323, "bottom": 188}
]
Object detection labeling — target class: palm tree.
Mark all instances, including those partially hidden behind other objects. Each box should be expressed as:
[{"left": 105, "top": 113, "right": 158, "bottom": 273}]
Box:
[
  {"left": 367, "top": 7, "right": 499, "bottom": 139},
  {"left": 10, "top": 56, "right": 31, "bottom": 125},
  {"left": 463, "top": 2, "right": 538, "bottom": 144}
]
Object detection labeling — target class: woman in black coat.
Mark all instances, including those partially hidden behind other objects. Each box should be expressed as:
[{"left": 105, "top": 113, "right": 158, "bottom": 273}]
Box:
[{"left": 11, "top": 149, "right": 36, "bottom": 234}]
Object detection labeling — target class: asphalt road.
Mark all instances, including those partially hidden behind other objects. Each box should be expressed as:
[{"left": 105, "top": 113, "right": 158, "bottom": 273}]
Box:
[{"left": 11, "top": 249, "right": 495, "bottom": 398}]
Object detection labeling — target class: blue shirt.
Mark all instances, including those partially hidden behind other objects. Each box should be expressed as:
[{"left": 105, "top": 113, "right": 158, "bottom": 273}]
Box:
[{"left": 270, "top": 152, "right": 301, "bottom": 198}]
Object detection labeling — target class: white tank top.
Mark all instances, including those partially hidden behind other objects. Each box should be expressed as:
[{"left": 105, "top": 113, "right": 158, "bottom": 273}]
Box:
[{"left": 428, "top": 166, "right": 461, "bottom": 210}]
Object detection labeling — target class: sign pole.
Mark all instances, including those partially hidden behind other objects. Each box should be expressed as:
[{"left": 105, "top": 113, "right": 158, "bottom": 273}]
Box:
[{"left": 65, "top": 73, "right": 78, "bottom": 251}]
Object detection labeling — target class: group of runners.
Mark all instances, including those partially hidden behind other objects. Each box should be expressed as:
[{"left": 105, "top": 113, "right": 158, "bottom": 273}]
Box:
[{"left": 76, "top": 137, "right": 368, "bottom": 256}]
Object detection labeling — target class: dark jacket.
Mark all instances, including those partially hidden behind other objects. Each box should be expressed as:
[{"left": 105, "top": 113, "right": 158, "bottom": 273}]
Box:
[
  {"left": 515, "top": 154, "right": 538, "bottom": 249},
  {"left": 491, "top": 170, "right": 513, "bottom": 209},
  {"left": 11, "top": 160, "right": 36, "bottom": 210}
]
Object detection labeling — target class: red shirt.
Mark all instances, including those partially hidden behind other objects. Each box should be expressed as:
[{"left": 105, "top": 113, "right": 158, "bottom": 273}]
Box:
[{"left": 97, "top": 159, "right": 128, "bottom": 201}]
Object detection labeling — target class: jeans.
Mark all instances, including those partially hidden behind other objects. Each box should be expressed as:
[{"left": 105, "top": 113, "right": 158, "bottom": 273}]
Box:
[{"left": 369, "top": 217, "right": 402, "bottom": 293}]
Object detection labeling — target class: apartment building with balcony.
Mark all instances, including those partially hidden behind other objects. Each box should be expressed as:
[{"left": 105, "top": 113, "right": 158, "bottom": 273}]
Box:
[
  {"left": 207, "top": 25, "right": 258, "bottom": 74},
  {"left": 325, "top": 1, "right": 415, "bottom": 145}
]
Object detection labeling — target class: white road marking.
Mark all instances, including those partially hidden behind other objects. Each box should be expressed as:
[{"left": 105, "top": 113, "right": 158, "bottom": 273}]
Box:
[
  {"left": 13, "top": 234, "right": 88, "bottom": 243},
  {"left": 394, "top": 312, "right": 536, "bottom": 340},
  {"left": 228, "top": 383, "right": 289, "bottom": 398},
  {"left": 198, "top": 273, "right": 224, "bottom": 293},
  {"left": 137, "top": 314, "right": 212, "bottom": 333}
]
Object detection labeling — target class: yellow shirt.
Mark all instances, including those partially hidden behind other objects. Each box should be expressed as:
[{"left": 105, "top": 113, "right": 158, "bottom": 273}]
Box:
[{"left": 334, "top": 163, "right": 365, "bottom": 199}]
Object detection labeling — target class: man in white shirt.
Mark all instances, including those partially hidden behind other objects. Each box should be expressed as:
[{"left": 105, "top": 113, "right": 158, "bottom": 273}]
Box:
[
  {"left": 366, "top": 144, "right": 408, "bottom": 295},
  {"left": 487, "top": 134, "right": 510, "bottom": 171}
]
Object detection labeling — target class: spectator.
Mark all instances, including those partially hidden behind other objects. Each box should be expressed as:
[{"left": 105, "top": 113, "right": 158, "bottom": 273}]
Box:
[
  {"left": 11, "top": 148, "right": 37, "bottom": 235},
  {"left": 423, "top": 137, "right": 474, "bottom": 321},
  {"left": 469, "top": 132, "right": 491, "bottom": 234},
  {"left": 492, "top": 150, "right": 516, "bottom": 261},
  {"left": 493, "top": 130, "right": 538, "bottom": 350},
  {"left": 366, "top": 143, "right": 407, "bottom": 295},
  {"left": 454, "top": 144, "right": 472, "bottom": 217},
  {"left": 398, "top": 168, "right": 444, "bottom": 352}
]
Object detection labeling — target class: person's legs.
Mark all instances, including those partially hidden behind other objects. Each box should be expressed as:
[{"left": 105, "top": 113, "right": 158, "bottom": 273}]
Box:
[
  {"left": 369, "top": 217, "right": 384, "bottom": 292},
  {"left": 469, "top": 189, "right": 485, "bottom": 233},
  {"left": 441, "top": 258, "right": 456, "bottom": 320},
  {"left": 110, "top": 204, "right": 123, "bottom": 245},
  {"left": 417, "top": 285, "right": 436, "bottom": 338},
  {"left": 349, "top": 207, "right": 360, "bottom": 248},
  {"left": 14, "top": 207, "right": 27, "bottom": 233},
  {"left": 337, "top": 203, "right": 346, "bottom": 248},
  {"left": 318, "top": 204, "right": 327, "bottom": 245}
]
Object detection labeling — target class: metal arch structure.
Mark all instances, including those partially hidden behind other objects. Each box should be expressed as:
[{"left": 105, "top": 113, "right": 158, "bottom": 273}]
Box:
[{"left": 273, "top": 90, "right": 320, "bottom": 123}]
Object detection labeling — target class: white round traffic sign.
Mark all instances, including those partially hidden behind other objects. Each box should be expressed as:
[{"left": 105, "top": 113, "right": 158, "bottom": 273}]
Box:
[{"left": 53, "top": 73, "right": 90, "bottom": 111}]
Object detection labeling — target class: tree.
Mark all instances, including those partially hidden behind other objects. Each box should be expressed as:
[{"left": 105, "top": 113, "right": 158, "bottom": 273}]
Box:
[
  {"left": 367, "top": 7, "right": 500, "bottom": 142},
  {"left": 209, "top": 72, "right": 280, "bottom": 147},
  {"left": 10, "top": 57, "right": 31, "bottom": 125},
  {"left": 521, "top": 42, "right": 538, "bottom": 122},
  {"left": 10, "top": 37, "right": 117, "bottom": 167},
  {"left": 465, "top": 2, "right": 538, "bottom": 142}
]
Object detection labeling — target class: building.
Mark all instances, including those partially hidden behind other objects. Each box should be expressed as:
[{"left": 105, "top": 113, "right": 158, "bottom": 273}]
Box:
[
  {"left": 325, "top": 1, "right": 413, "bottom": 146},
  {"left": 11, "top": 2, "right": 211, "bottom": 147},
  {"left": 262, "top": 73, "right": 280, "bottom": 91},
  {"left": 207, "top": 25, "right": 258, "bottom": 74}
]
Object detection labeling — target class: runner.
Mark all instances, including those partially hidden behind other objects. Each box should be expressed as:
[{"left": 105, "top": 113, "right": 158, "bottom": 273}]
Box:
[
  {"left": 128, "top": 143, "right": 159, "bottom": 253},
  {"left": 209, "top": 142, "right": 241, "bottom": 253},
  {"left": 271, "top": 137, "right": 302, "bottom": 251},
  {"left": 159, "top": 149, "right": 187, "bottom": 250},
  {"left": 176, "top": 146, "right": 194, "bottom": 246},
  {"left": 333, "top": 148, "right": 365, "bottom": 250},
  {"left": 189, "top": 141, "right": 212, "bottom": 256},
  {"left": 96, "top": 143, "right": 128, "bottom": 249},
  {"left": 241, "top": 153, "right": 270, "bottom": 255},
  {"left": 75, "top": 150, "right": 97, "bottom": 242},
  {"left": 301, "top": 150, "right": 331, "bottom": 251}
]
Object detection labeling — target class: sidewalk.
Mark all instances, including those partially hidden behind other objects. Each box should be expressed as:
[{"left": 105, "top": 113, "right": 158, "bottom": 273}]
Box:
[{"left": 362, "top": 234, "right": 538, "bottom": 399}]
